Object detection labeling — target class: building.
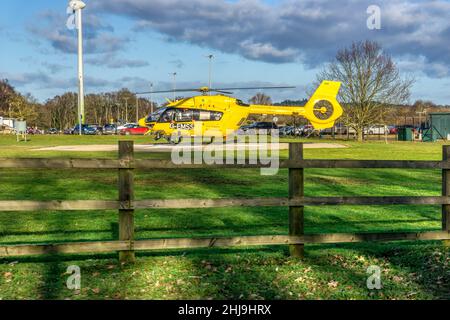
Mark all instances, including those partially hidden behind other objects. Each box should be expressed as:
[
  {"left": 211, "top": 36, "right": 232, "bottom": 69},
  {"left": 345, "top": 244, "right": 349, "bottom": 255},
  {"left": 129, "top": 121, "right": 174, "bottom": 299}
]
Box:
[
  {"left": 423, "top": 113, "right": 450, "bottom": 142},
  {"left": 0, "top": 117, "right": 16, "bottom": 128}
]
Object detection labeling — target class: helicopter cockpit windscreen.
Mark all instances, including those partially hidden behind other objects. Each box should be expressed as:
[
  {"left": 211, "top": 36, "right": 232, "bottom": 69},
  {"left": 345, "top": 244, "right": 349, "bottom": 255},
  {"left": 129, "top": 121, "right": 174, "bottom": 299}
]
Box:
[{"left": 146, "top": 108, "right": 167, "bottom": 123}]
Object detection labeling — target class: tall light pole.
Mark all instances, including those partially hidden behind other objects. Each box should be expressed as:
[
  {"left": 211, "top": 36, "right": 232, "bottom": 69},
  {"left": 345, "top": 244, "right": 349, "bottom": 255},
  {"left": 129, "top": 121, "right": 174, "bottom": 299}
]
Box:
[
  {"left": 124, "top": 97, "right": 129, "bottom": 123},
  {"left": 116, "top": 102, "right": 120, "bottom": 124},
  {"left": 68, "top": 0, "right": 86, "bottom": 134},
  {"left": 170, "top": 72, "right": 177, "bottom": 100},
  {"left": 150, "top": 82, "right": 154, "bottom": 114},
  {"left": 135, "top": 95, "right": 139, "bottom": 124},
  {"left": 206, "top": 54, "right": 214, "bottom": 90},
  {"left": 135, "top": 95, "right": 140, "bottom": 124}
]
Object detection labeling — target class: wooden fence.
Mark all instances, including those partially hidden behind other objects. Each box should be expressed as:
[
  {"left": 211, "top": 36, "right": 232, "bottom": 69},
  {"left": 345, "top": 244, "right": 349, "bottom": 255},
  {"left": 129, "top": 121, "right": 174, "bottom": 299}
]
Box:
[{"left": 0, "top": 141, "right": 449, "bottom": 263}]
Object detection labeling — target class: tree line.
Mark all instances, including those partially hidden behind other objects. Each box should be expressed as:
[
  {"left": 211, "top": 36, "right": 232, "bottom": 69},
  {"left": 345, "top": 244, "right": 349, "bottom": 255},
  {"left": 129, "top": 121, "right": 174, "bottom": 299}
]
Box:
[{"left": 0, "top": 82, "right": 156, "bottom": 130}]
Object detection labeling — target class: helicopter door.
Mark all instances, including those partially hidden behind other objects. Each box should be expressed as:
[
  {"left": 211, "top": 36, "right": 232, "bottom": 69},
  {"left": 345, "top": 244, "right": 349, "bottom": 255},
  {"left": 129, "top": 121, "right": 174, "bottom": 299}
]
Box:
[
  {"left": 173, "top": 109, "right": 194, "bottom": 133},
  {"left": 192, "top": 109, "right": 207, "bottom": 136},
  {"left": 193, "top": 110, "right": 223, "bottom": 137}
]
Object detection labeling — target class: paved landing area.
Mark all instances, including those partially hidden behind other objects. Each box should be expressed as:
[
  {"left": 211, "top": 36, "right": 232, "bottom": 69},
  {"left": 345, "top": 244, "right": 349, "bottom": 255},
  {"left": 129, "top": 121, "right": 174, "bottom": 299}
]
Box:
[{"left": 36, "top": 143, "right": 347, "bottom": 152}]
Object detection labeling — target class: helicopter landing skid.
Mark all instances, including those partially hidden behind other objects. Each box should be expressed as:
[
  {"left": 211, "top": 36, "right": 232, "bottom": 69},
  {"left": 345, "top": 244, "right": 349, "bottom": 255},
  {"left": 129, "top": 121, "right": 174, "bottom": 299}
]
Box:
[{"left": 164, "top": 136, "right": 215, "bottom": 145}]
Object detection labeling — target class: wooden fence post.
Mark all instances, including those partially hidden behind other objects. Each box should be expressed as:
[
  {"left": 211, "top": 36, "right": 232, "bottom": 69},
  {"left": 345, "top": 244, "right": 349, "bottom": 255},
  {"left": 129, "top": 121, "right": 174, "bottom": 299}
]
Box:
[
  {"left": 442, "top": 145, "right": 450, "bottom": 247},
  {"left": 118, "top": 141, "right": 135, "bottom": 263},
  {"left": 289, "top": 143, "right": 304, "bottom": 258}
]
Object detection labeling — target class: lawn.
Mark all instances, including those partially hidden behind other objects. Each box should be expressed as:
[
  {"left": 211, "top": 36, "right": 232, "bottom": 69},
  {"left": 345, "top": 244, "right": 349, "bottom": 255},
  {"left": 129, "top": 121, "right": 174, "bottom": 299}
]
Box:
[{"left": 0, "top": 135, "right": 449, "bottom": 300}]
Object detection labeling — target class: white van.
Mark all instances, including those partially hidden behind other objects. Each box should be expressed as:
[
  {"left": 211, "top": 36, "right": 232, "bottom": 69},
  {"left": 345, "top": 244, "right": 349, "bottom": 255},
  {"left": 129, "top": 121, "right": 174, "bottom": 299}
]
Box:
[{"left": 364, "top": 125, "right": 388, "bottom": 135}]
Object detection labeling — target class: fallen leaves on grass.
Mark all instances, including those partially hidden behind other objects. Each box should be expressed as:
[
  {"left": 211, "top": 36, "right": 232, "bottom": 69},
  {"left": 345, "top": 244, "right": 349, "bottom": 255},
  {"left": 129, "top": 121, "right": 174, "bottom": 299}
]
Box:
[
  {"left": 3, "top": 272, "right": 13, "bottom": 282},
  {"left": 327, "top": 280, "right": 339, "bottom": 288}
]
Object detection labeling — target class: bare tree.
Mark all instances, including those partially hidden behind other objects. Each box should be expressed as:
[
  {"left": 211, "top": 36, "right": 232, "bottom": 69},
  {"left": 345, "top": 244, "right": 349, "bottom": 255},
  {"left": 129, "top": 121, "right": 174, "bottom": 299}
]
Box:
[
  {"left": 0, "top": 79, "right": 16, "bottom": 117},
  {"left": 8, "top": 94, "right": 38, "bottom": 123},
  {"left": 250, "top": 93, "right": 272, "bottom": 105},
  {"left": 1, "top": 79, "right": 158, "bottom": 129},
  {"left": 316, "top": 41, "right": 414, "bottom": 141},
  {"left": 44, "top": 93, "right": 77, "bottom": 130}
]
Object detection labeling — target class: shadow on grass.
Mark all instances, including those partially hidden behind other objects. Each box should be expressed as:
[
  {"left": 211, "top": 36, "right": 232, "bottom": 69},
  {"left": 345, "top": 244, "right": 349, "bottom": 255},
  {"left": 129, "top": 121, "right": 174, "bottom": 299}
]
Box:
[
  {"left": 3, "top": 242, "right": 448, "bottom": 300},
  {"left": 0, "top": 163, "right": 447, "bottom": 299},
  {"left": 338, "top": 242, "right": 450, "bottom": 300},
  {"left": 317, "top": 210, "right": 450, "bottom": 300}
]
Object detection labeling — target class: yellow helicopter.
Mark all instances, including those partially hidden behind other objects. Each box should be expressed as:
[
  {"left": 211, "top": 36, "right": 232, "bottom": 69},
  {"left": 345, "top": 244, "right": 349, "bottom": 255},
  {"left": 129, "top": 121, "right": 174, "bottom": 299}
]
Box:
[{"left": 138, "top": 81, "right": 343, "bottom": 143}]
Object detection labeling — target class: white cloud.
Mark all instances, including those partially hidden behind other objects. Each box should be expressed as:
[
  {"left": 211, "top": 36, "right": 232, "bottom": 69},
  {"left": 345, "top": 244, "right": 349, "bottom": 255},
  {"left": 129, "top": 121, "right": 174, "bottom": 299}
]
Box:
[{"left": 89, "top": 0, "right": 450, "bottom": 77}]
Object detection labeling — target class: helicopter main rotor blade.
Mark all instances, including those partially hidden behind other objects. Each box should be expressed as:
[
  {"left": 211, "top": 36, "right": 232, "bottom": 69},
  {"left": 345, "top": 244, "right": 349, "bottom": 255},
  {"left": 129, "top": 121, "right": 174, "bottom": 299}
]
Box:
[
  {"left": 211, "top": 86, "right": 296, "bottom": 91},
  {"left": 212, "top": 90, "right": 234, "bottom": 94},
  {"left": 136, "top": 89, "right": 203, "bottom": 95},
  {"left": 136, "top": 86, "right": 296, "bottom": 95}
]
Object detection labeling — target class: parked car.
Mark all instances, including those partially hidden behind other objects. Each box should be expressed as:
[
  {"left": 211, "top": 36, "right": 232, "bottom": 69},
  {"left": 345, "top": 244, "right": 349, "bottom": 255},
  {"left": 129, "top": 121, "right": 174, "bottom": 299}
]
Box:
[
  {"left": 70, "top": 124, "right": 101, "bottom": 135},
  {"left": 388, "top": 126, "right": 398, "bottom": 135},
  {"left": 238, "top": 122, "right": 278, "bottom": 135},
  {"left": 0, "top": 125, "right": 15, "bottom": 134},
  {"left": 238, "top": 124, "right": 252, "bottom": 133},
  {"left": 300, "top": 125, "right": 315, "bottom": 137},
  {"left": 103, "top": 124, "right": 118, "bottom": 135},
  {"left": 90, "top": 125, "right": 104, "bottom": 135},
  {"left": 364, "top": 125, "right": 388, "bottom": 135},
  {"left": 242, "top": 122, "right": 278, "bottom": 131},
  {"left": 120, "top": 125, "right": 149, "bottom": 136},
  {"left": 26, "top": 127, "right": 41, "bottom": 135},
  {"left": 47, "top": 128, "right": 59, "bottom": 135},
  {"left": 117, "top": 123, "right": 137, "bottom": 131},
  {"left": 279, "top": 126, "right": 294, "bottom": 137},
  {"left": 291, "top": 126, "right": 304, "bottom": 136},
  {"left": 321, "top": 123, "right": 349, "bottom": 135}
]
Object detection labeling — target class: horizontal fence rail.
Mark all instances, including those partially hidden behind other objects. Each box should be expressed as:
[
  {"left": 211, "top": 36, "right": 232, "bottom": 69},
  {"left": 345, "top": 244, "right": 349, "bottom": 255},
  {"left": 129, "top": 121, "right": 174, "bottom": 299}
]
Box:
[
  {"left": 0, "top": 141, "right": 449, "bottom": 262},
  {"left": 0, "top": 159, "right": 449, "bottom": 170},
  {"left": 1, "top": 232, "right": 450, "bottom": 258},
  {"left": 2, "top": 196, "right": 450, "bottom": 212}
]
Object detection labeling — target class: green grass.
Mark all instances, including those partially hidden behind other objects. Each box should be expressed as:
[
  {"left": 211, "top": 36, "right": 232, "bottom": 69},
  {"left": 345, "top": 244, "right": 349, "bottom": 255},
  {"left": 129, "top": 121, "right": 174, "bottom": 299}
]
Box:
[{"left": 0, "top": 135, "right": 449, "bottom": 300}]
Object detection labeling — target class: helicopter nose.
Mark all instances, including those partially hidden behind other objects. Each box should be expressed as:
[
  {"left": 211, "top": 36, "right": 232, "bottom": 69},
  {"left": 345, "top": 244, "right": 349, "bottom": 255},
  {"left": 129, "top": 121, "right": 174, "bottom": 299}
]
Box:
[{"left": 139, "top": 118, "right": 147, "bottom": 127}]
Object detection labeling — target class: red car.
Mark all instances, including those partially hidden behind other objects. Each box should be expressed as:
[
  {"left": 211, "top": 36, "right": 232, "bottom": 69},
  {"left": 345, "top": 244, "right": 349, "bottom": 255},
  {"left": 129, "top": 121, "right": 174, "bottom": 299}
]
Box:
[
  {"left": 389, "top": 126, "right": 398, "bottom": 134},
  {"left": 120, "top": 126, "right": 149, "bottom": 136}
]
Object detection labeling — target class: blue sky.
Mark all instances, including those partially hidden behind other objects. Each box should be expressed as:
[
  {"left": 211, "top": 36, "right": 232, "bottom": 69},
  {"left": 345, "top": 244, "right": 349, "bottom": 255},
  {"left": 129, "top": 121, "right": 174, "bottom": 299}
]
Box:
[{"left": 1, "top": 0, "right": 449, "bottom": 104}]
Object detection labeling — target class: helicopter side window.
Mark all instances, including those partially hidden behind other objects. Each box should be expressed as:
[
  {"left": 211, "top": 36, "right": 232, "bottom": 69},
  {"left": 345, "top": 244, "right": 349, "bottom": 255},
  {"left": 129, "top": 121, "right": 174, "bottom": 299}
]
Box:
[
  {"left": 159, "top": 109, "right": 176, "bottom": 123},
  {"left": 175, "top": 109, "right": 193, "bottom": 122},
  {"left": 210, "top": 111, "right": 223, "bottom": 121},
  {"left": 146, "top": 108, "right": 167, "bottom": 122},
  {"left": 192, "top": 110, "right": 223, "bottom": 121},
  {"left": 236, "top": 99, "right": 250, "bottom": 107},
  {"left": 196, "top": 111, "right": 211, "bottom": 121}
]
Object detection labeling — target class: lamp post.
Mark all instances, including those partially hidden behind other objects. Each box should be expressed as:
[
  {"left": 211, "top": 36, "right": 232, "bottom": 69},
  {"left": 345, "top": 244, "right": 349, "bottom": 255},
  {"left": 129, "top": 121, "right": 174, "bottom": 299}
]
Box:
[
  {"left": 150, "top": 82, "right": 154, "bottom": 114},
  {"left": 124, "top": 97, "right": 129, "bottom": 123},
  {"left": 206, "top": 54, "right": 214, "bottom": 91},
  {"left": 136, "top": 96, "right": 139, "bottom": 125},
  {"left": 170, "top": 72, "right": 177, "bottom": 100},
  {"left": 68, "top": 0, "right": 86, "bottom": 135}
]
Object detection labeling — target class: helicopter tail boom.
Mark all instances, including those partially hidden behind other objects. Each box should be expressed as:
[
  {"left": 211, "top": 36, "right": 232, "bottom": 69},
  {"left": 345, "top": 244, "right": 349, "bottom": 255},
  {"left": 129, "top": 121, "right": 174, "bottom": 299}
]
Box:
[{"left": 247, "top": 81, "right": 343, "bottom": 130}]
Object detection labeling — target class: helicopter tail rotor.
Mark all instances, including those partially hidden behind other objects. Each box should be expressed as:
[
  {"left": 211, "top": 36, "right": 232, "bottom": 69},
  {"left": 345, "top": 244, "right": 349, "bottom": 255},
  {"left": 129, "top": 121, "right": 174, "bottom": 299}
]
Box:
[{"left": 304, "top": 81, "right": 343, "bottom": 129}]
